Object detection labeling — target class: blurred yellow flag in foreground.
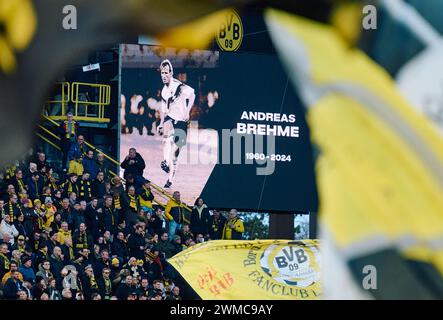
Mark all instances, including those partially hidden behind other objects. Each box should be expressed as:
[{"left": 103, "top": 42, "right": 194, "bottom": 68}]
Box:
[
  {"left": 169, "top": 240, "right": 321, "bottom": 300},
  {"left": 265, "top": 9, "right": 443, "bottom": 298}
]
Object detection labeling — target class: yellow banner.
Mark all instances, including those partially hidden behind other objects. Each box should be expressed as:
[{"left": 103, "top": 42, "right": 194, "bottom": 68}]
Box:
[
  {"left": 168, "top": 240, "right": 321, "bottom": 300},
  {"left": 265, "top": 9, "right": 443, "bottom": 275}
]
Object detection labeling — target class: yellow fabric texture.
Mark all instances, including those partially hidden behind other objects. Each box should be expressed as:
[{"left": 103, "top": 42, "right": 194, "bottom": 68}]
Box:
[
  {"left": 169, "top": 240, "right": 321, "bottom": 300},
  {"left": 265, "top": 9, "right": 443, "bottom": 273}
]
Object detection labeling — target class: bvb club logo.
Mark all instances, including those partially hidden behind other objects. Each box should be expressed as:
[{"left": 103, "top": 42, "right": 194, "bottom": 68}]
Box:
[
  {"left": 216, "top": 10, "right": 243, "bottom": 52},
  {"left": 259, "top": 244, "right": 320, "bottom": 287}
]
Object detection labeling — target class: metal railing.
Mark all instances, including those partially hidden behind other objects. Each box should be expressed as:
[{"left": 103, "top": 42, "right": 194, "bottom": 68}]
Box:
[
  {"left": 71, "top": 82, "right": 111, "bottom": 120},
  {"left": 44, "top": 82, "right": 111, "bottom": 123},
  {"left": 44, "top": 82, "right": 70, "bottom": 117}
]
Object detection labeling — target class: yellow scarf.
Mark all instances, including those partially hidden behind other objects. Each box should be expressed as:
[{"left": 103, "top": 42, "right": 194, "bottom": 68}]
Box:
[
  {"left": 0, "top": 252, "right": 10, "bottom": 270},
  {"left": 128, "top": 194, "right": 137, "bottom": 211},
  {"left": 114, "top": 194, "right": 121, "bottom": 210},
  {"left": 64, "top": 120, "right": 76, "bottom": 139}
]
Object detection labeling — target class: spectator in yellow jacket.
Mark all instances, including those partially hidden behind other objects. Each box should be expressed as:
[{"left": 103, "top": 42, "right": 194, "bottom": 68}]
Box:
[
  {"left": 222, "top": 209, "right": 245, "bottom": 240},
  {"left": 2, "top": 261, "right": 23, "bottom": 286},
  {"left": 57, "top": 221, "right": 72, "bottom": 245},
  {"left": 164, "top": 191, "right": 189, "bottom": 241},
  {"left": 42, "top": 198, "right": 57, "bottom": 232}
]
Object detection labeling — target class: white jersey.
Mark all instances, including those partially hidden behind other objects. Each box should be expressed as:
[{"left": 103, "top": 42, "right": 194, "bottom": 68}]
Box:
[{"left": 161, "top": 78, "right": 195, "bottom": 122}]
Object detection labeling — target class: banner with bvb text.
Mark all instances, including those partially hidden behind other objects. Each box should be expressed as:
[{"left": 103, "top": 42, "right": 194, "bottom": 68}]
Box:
[{"left": 168, "top": 240, "right": 321, "bottom": 300}]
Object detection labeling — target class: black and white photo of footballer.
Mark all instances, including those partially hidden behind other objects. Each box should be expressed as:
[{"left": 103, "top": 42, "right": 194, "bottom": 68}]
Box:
[{"left": 157, "top": 59, "right": 196, "bottom": 188}]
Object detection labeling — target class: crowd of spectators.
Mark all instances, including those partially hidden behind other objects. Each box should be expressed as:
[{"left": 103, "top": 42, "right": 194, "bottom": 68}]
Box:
[{"left": 0, "top": 116, "right": 245, "bottom": 300}]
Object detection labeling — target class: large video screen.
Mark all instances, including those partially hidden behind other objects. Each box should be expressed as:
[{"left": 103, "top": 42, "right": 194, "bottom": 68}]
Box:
[{"left": 119, "top": 44, "right": 317, "bottom": 212}]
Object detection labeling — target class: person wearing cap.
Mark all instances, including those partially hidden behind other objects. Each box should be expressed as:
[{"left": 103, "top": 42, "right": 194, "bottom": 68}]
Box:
[
  {"left": 19, "top": 256, "right": 35, "bottom": 284},
  {"left": 107, "top": 257, "right": 122, "bottom": 286},
  {"left": 59, "top": 112, "right": 79, "bottom": 170},
  {"left": 11, "top": 234, "right": 28, "bottom": 254},
  {"left": 20, "top": 248, "right": 34, "bottom": 270}
]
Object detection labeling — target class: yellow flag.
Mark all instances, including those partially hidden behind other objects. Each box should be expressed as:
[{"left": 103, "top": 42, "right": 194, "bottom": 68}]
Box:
[
  {"left": 169, "top": 240, "right": 321, "bottom": 300},
  {"left": 265, "top": 9, "right": 443, "bottom": 298}
]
